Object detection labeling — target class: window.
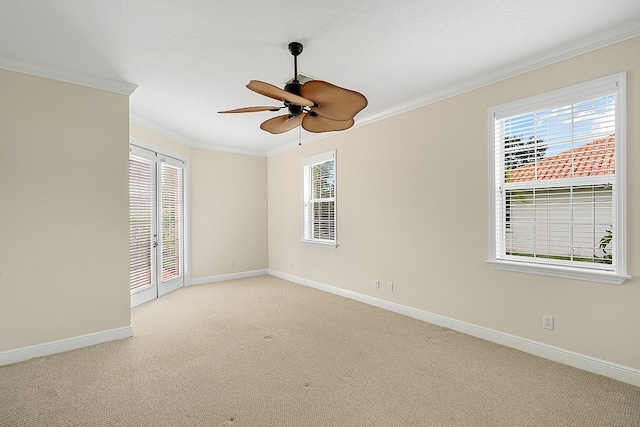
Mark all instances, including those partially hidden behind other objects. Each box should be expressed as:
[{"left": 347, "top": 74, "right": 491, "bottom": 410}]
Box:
[
  {"left": 302, "top": 151, "right": 337, "bottom": 248},
  {"left": 488, "top": 73, "right": 629, "bottom": 284}
]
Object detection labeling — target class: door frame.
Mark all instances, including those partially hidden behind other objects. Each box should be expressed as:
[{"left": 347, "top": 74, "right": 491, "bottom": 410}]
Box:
[{"left": 129, "top": 140, "right": 189, "bottom": 308}]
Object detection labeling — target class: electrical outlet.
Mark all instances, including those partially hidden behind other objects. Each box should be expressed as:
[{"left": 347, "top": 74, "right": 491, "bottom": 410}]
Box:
[
  {"left": 543, "top": 315, "right": 554, "bottom": 330},
  {"left": 374, "top": 280, "right": 380, "bottom": 289},
  {"left": 387, "top": 282, "right": 393, "bottom": 292},
  {"left": 230, "top": 260, "right": 235, "bottom": 267}
]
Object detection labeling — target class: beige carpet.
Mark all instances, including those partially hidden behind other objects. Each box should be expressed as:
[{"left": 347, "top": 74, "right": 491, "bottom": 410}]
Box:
[{"left": 1, "top": 275, "right": 639, "bottom": 426}]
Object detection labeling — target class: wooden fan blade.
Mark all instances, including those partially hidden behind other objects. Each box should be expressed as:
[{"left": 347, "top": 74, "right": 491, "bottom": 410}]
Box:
[
  {"left": 247, "top": 80, "right": 314, "bottom": 107},
  {"left": 260, "top": 114, "right": 303, "bottom": 134},
  {"left": 218, "top": 106, "right": 283, "bottom": 113},
  {"left": 302, "top": 114, "right": 354, "bottom": 133},
  {"left": 301, "top": 80, "right": 368, "bottom": 121}
]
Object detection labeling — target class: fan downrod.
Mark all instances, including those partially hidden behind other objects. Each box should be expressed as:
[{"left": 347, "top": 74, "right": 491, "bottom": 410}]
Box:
[{"left": 284, "top": 42, "right": 305, "bottom": 113}]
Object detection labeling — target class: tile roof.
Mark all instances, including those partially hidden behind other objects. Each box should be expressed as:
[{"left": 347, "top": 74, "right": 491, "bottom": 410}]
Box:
[{"left": 510, "top": 135, "right": 615, "bottom": 182}]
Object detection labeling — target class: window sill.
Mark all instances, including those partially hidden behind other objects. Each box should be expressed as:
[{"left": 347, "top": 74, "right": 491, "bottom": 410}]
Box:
[
  {"left": 301, "top": 240, "right": 337, "bottom": 249},
  {"left": 486, "top": 259, "right": 630, "bottom": 285}
]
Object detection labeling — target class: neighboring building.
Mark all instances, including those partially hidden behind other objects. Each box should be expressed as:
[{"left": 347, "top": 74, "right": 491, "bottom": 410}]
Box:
[
  {"left": 510, "top": 135, "right": 615, "bottom": 182},
  {"left": 506, "top": 136, "right": 615, "bottom": 262}
]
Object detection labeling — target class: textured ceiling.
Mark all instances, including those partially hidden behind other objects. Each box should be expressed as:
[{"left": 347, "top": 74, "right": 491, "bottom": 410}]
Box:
[{"left": 2, "top": 1, "right": 640, "bottom": 155}]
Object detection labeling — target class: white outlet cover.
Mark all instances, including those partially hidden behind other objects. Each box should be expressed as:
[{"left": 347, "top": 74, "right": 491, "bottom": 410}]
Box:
[{"left": 543, "top": 315, "right": 554, "bottom": 330}]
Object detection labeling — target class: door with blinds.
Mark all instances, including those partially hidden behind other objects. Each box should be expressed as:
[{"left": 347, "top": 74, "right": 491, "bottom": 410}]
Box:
[{"left": 129, "top": 145, "right": 185, "bottom": 308}]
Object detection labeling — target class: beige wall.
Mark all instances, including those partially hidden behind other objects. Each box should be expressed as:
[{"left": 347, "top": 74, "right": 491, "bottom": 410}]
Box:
[
  {"left": 0, "top": 69, "right": 131, "bottom": 351},
  {"left": 268, "top": 37, "right": 640, "bottom": 369},
  {"left": 130, "top": 123, "right": 192, "bottom": 159},
  {"left": 190, "top": 148, "right": 268, "bottom": 278},
  {"left": 0, "top": 72, "right": 269, "bottom": 355},
  {"left": 129, "top": 125, "right": 269, "bottom": 281}
]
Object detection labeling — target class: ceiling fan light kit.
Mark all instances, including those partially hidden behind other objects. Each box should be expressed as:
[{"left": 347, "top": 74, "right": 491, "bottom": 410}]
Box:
[{"left": 219, "top": 42, "right": 367, "bottom": 135}]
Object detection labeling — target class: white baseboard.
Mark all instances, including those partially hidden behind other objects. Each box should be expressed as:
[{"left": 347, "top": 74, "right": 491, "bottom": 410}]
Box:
[
  {"left": 269, "top": 269, "right": 640, "bottom": 387},
  {"left": 0, "top": 326, "right": 133, "bottom": 367},
  {"left": 188, "top": 269, "right": 269, "bottom": 286}
]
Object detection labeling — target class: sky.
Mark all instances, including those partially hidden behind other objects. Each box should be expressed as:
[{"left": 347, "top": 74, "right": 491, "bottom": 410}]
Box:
[{"left": 502, "top": 93, "right": 616, "bottom": 157}]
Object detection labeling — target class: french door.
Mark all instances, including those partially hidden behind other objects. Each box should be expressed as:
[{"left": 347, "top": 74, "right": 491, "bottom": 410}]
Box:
[{"left": 129, "top": 145, "right": 185, "bottom": 308}]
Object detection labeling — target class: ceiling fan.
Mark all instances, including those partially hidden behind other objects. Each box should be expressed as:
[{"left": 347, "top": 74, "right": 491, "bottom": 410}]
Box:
[{"left": 219, "top": 42, "right": 368, "bottom": 135}]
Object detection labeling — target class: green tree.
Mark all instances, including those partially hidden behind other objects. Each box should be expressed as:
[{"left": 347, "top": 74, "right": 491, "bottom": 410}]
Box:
[
  {"left": 504, "top": 135, "right": 547, "bottom": 170},
  {"left": 503, "top": 135, "right": 546, "bottom": 231}
]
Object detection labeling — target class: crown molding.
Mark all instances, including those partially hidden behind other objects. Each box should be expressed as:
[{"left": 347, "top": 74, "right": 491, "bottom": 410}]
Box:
[
  {"left": 268, "top": 18, "right": 640, "bottom": 157},
  {"left": 266, "top": 132, "right": 328, "bottom": 157},
  {"left": 130, "top": 113, "right": 267, "bottom": 157},
  {"left": 0, "top": 55, "right": 137, "bottom": 96},
  {"left": 358, "top": 18, "right": 640, "bottom": 126},
  {"left": 7, "top": 16, "right": 636, "bottom": 157},
  {"left": 130, "top": 113, "right": 198, "bottom": 146},
  {"left": 190, "top": 141, "right": 267, "bottom": 157},
  {"left": 128, "top": 17, "right": 640, "bottom": 158}
]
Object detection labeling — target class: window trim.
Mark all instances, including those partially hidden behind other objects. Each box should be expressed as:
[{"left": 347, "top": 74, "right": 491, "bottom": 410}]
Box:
[
  {"left": 487, "top": 73, "right": 629, "bottom": 285},
  {"left": 301, "top": 150, "right": 337, "bottom": 249}
]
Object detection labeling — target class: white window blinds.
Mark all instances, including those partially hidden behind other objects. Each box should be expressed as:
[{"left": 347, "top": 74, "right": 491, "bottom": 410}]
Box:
[
  {"left": 489, "top": 73, "right": 628, "bottom": 284},
  {"left": 129, "top": 156, "right": 155, "bottom": 291},
  {"left": 161, "top": 160, "right": 184, "bottom": 282},
  {"left": 302, "top": 151, "right": 336, "bottom": 247}
]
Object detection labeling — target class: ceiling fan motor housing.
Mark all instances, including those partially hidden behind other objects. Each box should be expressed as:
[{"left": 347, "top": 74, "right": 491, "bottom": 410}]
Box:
[
  {"left": 284, "top": 79, "right": 304, "bottom": 116},
  {"left": 284, "top": 80, "right": 303, "bottom": 96}
]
